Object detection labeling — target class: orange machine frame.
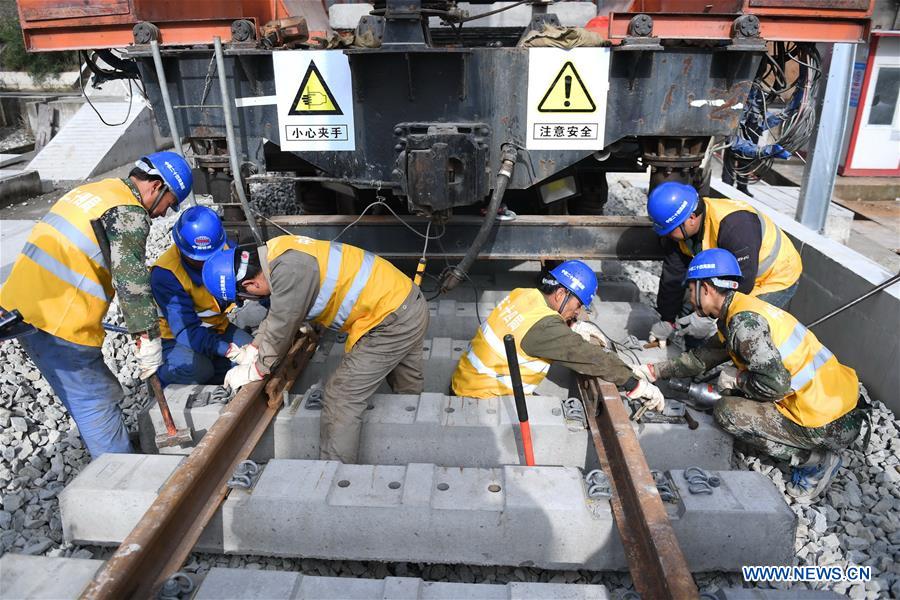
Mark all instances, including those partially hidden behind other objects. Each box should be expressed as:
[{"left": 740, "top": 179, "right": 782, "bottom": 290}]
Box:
[
  {"left": 16, "top": 0, "right": 329, "bottom": 51},
  {"left": 16, "top": 0, "right": 872, "bottom": 51}
]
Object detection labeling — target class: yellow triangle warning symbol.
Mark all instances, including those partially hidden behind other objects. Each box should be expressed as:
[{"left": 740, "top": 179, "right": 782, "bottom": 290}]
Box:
[
  {"left": 289, "top": 61, "right": 343, "bottom": 116},
  {"left": 537, "top": 61, "right": 595, "bottom": 113}
]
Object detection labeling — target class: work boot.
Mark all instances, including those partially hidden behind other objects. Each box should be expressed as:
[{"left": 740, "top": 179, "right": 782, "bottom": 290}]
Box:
[{"left": 786, "top": 450, "right": 842, "bottom": 501}]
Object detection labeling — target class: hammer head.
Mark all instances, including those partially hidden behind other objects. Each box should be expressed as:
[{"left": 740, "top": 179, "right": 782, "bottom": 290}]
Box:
[{"left": 155, "top": 428, "right": 194, "bottom": 448}]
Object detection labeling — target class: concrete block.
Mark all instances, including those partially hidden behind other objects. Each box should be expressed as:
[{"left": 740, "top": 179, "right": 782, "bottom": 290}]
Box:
[
  {"left": 0, "top": 555, "right": 102, "bottom": 599},
  {"left": 0, "top": 170, "right": 41, "bottom": 208},
  {"left": 28, "top": 100, "right": 160, "bottom": 183},
  {"left": 140, "top": 389, "right": 589, "bottom": 467},
  {"left": 294, "top": 336, "right": 573, "bottom": 399},
  {"left": 60, "top": 456, "right": 794, "bottom": 571},
  {"left": 140, "top": 385, "right": 730, "bottom": 470},
  {"left": 195, "top": 570, "right": 610, "bottom": 599}
]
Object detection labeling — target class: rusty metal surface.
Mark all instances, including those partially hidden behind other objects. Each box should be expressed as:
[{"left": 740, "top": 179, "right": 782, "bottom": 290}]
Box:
[
  {"left": 79, "top": 327, "right": 319, "bottom": 600},
  {"left": 578, "top": 376, "right": 699, "bottom": 600},
  {"left": 237, "top": 214, "right": 665, "bottom": 261}
]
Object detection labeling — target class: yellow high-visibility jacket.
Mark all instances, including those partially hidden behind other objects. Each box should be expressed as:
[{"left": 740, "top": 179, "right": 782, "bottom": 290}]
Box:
[
  {"left": 721, "top": 293, "right": 858, "bottom": 428},
  {"left": 152, "top": 245, "right": 231, "bottom": 339},
  {"left": 267, "top": 235, "right": 412, "bottom": 350},
  {"left": 678, "top": 197, "right": 802, "bottom": 296},
  {"left": 452, "top": 288, "right": 558, "bottom": 398},
  {"left": 0, "top": 179, "right": 143, "bottom": 346}
]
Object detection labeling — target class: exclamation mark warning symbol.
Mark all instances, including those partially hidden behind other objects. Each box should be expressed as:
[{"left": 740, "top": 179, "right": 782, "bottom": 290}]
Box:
[{"left": 537, "top": 61, "right": 596, "bottom": 113}]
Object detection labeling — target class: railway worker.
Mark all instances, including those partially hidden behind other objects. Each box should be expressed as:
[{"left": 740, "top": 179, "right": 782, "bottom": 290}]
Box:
[
  {"left": 150, "top": 205, "right": 253, "bottom": 386},
  {"left": 645, "top": 182, "right": 802, "bottom": 348},
  {"left": 201, "top": 235, "right": 429, "bottom": 464},
  {"left": 0, "top": 152, "right": 193, "bottom": 459},
  {"left": 450, "top": 260, "right": 666, "bottom": 413},
  {"left": 634, "top": 249, "right": 863, "bottom": 500}
]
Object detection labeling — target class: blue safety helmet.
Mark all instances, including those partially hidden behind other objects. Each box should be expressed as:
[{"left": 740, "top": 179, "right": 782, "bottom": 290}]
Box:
[
  {"left": 647, "top": 182, "right": 699, "bottom": 235},
  {"left": 173, "top": 206, "right": 226, "bottom": 261},
  {"left": 685, "top": 249, "right": 742, "bottom": 289},
  {"left": 202, "top": 247, "right": 242, "bottom": 304},
  {"left": 549, "top": 260, "right": 598, "bottom": 308},
  {"left": 135, "top": 151, "right": 193, "bottom": 206}
]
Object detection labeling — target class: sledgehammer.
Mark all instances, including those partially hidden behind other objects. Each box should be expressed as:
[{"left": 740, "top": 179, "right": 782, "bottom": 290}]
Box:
[
  {"left": 147, "top": 375, "right": 193, "bottom": 448},
  {"left": 503, "top": 334, "right": 535, "bottom": 466}
]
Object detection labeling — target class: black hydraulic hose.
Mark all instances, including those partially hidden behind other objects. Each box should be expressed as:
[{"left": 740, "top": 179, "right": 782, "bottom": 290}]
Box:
[
  {"left": 441, "top": 145, "right": 517, "bottom": 293},
  {"left": 807, "top": 271, "right": 900, "bottom": 329}
]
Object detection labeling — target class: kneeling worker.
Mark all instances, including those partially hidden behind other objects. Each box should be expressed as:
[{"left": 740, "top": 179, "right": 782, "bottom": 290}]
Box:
[
  {"left": 202, "top": 235, "right": 429, "bottom": 464},
  {"left": 646, "top": 182, "right": 802, "bottom": 347},
  {"left": 451, "top": 260, "right": 665, "bottom": 413},
  {"left": 150, "top": 206, "right": 253, "bottom": 386},
  {"left": 634, "top": 249, "right": 863, "bottom": 499}
]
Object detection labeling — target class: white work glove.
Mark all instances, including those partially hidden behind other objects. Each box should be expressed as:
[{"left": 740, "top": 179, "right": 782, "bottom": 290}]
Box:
[
  {"left": 625, "top": 379, "right": 666, "bottom": 413},
  {"left": 225, "top": 342, "right": 259, "bottom": 366},
  {"left": 571, "top": 320, "right": 607, "bottom": 348},
  {"left": 631, "top": 363, "right": 658, "bottom": 383},
  {"left": 224, "top": 362, "right": 264, "bottom": 391},
  {"left": 716, "top": 365, "right": 743, "bottom": 392},
  {"left": 648, "top": 320, "right": 675, "bottom": 348},
  {"left": 136, "top": 335, "right": 163, "bottom": 381},
  {"left": 674, "top": 313, "right": 719, "bottom": 341}
]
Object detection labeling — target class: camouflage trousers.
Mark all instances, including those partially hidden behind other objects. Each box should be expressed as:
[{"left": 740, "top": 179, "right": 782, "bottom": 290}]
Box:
[{"left": 713, "top": 395, "right": 864, "bottom": 463}]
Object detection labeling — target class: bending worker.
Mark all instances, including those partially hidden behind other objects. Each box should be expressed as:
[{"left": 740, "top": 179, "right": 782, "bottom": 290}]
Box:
[
  {"left": 634, "top": 249, "right": 862, "bottom": 500},
  {"left": 0, "top": 152, "right": 193, "bottom": 459},
  {"left": 150, "top": 205, "right": 252, "bottom": 386},
  {"left": 202, "top": 235, "right": 429, "bottom": 464},
  {"left": 646, "top": 182, "right": 802, "bottom": 347},
  {"left": 451, "top": 261, "right": 665, "bottom": 412}
]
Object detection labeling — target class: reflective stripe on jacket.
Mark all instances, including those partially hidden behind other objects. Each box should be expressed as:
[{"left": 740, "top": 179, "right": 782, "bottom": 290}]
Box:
[
  {"left": 0, "top": 179, "right": 143, "bottom": 346},
  {"left": 153, "top": 245, "right": 231, "bottom": 339},
  {"left": 451, "top": 288, "right": 557, "bottom": 399},
  {"left": 720, "top": 292, "right": 858, "bottom": 428},
  {"left": 678, "top": 197, "right": 802, "bottom": 296},
  {"left": 266, "top": 235, "right": 412, "bottom": 350}
]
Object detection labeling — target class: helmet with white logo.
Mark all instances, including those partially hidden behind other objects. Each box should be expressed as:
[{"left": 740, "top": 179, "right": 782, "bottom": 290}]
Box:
[
  {"left": 548, "top": 260, "right": 598, "bottom": 307},
  {"left": 202, "top": 248, "right": 239, "bottom": 303},
  {"left": 647, "top": 182, "right": 699, "bottom": 235},
  {"left": 136, "top": 151, "right": 193, "bottom": 206},
  {"left": 173, "top": 206, "right": 226, "bottom": 261},
  {"left": 685, "top": 248, "right": 742, "bottom": 288}
]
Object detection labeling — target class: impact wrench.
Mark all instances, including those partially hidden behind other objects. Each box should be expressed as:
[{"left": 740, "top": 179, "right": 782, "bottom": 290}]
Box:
[{"left": 503, "top": 333, "right": 535, "bottom": 466}]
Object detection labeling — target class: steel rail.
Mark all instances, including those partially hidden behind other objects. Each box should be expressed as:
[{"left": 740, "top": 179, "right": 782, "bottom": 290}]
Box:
[
  {"left": 227, "top": 215, "right": 665, "bottom": 261},
  {"left": 578, "top": 376, "right": 699, "bottom": 600},
  {"left": 79, "top": 327, "right": 319, "bottom": 600}
]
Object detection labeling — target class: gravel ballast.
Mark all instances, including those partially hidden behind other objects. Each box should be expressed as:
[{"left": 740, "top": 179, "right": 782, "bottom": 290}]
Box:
[{"left": 1, "top": 185, "right": 898, "bottom": 598}]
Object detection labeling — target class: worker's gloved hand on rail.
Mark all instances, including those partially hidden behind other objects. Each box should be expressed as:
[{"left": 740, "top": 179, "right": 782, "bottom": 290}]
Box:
[
  {"left": 673, "top": 313, "right": 719, "bottom": 342},
  {"left": 570, "top": 320, "right": 607, "bottom": 348},
  {"left": 648, "top": 320, "right": 675, "bottom": 348},
  {"left": 225, "top": 342, "right": 259, "bottom": 366},
  {"left": 224, "top": 362, "right": 263, "bottom": 391},
  {"left": 716, "top": 365, "right": 742, "bottom": 393},
  {"left": 631, "top": 363, "right": 658, "bottom": 383},
  {"left": 136, "top": 335, "right": 163, "bottom": 380},
  {"left": 625, "top": 379, "right": 666, "bottom": 413}
]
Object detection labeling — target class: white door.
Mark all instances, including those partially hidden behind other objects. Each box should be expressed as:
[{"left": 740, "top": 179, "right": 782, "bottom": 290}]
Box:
[{"left": 846, "top": 35, "right": 900, "bottom": 173}]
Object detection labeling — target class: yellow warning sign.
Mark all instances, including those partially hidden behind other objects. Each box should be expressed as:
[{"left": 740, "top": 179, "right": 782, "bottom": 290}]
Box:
[
  {"left": 537, "top": 61, "right": 595, "bottom": 113},
  {"left": 289, "top": 61, "right": 343, "bottom": 116}
]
